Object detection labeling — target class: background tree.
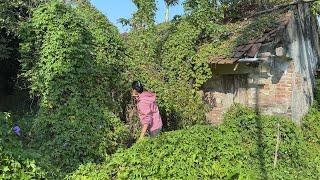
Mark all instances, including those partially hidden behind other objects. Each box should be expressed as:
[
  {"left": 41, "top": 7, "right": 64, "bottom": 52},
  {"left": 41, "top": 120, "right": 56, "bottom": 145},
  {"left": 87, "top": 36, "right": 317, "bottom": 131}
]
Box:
[
  {"left": 164, "top": 0, "right": 179, "bottom": 22},
  {"left": 0, "top": 0, "right": 48, "bottom": 96},
  {"left": 131, "top": 0, "right": 157, "bottom": 29}
]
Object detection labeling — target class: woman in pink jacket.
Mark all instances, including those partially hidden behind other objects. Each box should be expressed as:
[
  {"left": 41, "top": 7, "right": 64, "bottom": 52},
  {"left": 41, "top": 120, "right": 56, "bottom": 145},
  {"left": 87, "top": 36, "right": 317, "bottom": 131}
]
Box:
[{"left": 132, "top": 81, "right": 162, "bottom": 140}]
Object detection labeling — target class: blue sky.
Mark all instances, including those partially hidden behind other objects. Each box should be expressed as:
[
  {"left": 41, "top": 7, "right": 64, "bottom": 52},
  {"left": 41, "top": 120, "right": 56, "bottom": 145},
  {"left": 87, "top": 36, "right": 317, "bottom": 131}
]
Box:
[{"left": 91, "top": 0, "right": 184, "bottom": 32}]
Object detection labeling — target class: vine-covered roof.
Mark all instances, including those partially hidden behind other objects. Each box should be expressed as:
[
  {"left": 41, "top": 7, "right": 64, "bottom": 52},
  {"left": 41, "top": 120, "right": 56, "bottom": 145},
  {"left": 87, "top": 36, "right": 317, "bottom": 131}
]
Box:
[{"left": 209, "top": 11, "right": 292, "bottom": 65}]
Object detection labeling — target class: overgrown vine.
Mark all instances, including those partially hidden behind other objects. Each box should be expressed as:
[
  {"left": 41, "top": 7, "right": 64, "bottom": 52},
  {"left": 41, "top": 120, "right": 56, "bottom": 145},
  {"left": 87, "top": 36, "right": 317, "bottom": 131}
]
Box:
[{"left": 19, "top": 1, "right": 130, "bottom": 172}]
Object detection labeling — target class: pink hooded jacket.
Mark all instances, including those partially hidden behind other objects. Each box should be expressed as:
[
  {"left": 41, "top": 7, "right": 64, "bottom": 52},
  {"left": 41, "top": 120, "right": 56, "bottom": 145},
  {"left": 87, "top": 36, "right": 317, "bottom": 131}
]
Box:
[{"left": 137, "top": 92, "right": 162, "bottom": 132}]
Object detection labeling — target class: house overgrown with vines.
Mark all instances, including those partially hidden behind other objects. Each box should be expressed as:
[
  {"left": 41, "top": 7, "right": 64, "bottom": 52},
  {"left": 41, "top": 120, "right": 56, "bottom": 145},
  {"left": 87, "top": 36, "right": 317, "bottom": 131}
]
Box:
[{"left": 202, "top": 2, "right": 320, "bottom": 124}]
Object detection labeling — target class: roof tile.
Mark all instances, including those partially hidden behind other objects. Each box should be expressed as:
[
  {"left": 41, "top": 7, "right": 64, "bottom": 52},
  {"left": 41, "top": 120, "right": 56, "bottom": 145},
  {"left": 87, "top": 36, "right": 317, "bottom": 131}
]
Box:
[
  {"left": 240, "top": 44, "right": 254, "bottom": 52},
  {"left": 246, "top": 43, "right": 262, "bottom": 57},
  {"left": 236, "top": 45, "right": 246, "bottom": 51},
  {"left": 233, "top": 51, "right": 246, "bottom": 58}
]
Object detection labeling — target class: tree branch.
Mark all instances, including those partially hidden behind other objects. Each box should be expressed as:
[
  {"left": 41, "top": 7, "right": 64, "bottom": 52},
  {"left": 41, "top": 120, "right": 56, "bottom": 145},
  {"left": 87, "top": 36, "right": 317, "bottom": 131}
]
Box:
[{"left": 248, "top": 0, "right": 318, "bottom": 18}]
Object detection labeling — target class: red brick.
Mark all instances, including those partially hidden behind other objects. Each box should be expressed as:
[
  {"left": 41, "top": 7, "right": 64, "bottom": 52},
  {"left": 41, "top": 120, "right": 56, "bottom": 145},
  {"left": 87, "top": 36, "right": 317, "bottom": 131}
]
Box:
[
  {"left": 288, "top": 69, "right": 294, "bottom": 73},
  {"left": 276, "top": 87, "right": 286, "bottom": 91},
  {"left": 283, "top": 82, "right": 291, "bottom": 87},
  {"left": 275, "top": 94, "right": 287, "bottom": 98}
]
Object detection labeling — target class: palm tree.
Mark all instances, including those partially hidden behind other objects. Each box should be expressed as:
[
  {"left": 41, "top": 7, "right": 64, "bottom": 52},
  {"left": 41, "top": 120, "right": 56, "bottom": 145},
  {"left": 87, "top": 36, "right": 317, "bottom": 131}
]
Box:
[{"left": 164, "top": 0, "right": 179, "bottom": 22}]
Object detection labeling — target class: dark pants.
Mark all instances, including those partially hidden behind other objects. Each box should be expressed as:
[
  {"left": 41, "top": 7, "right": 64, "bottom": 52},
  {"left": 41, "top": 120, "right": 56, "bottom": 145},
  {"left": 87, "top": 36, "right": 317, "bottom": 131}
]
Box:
[{"left": 149, "top": 128, "right": 161, "bottom": 137}]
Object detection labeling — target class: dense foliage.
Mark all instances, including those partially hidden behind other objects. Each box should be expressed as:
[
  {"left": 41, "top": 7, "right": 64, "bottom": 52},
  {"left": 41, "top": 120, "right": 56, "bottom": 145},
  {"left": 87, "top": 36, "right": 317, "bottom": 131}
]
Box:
[
  {"left": 124, "top": 0, "right": 234, "bottom": 128},
  {"left": 0, "top": 149, "right": 45, "bottom": 180},
  {"left": 68, "top": 105, "right": 320, "bottom": 179},
  {"left": 0, "top": 113, "right": 46, "bottom": 179},
  {"left": 19, "top": 1, "right": 130, "bottom": 172},
  {"left": 1, "top": 0, "right": 320, "bottom": 179},
  {"left": 123, "top": 0, "right": 299, "bottom": 129},
  {"left": 303, "top": 79, "right": 320, "bottom": 145}
]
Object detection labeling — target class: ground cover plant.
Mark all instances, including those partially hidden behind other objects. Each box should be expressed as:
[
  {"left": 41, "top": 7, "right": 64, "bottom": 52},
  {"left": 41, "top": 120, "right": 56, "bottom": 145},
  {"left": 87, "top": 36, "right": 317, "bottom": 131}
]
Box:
[
  {"left": 68, "top": 104, "right": 320, "bottom": 179},
  {"left": 0, "top": 112, "right": 46, "bottom": 179}
]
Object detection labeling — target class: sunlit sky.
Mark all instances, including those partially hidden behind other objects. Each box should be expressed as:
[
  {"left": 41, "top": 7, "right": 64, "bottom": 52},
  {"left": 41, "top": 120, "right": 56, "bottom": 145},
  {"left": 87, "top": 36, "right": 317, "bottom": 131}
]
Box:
[{"left": 90, "top": 0, "right": 184, "bottom": 32}]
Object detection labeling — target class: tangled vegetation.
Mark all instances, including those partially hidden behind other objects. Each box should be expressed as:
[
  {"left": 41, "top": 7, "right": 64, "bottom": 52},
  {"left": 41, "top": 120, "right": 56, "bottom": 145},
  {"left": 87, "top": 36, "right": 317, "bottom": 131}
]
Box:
[
  {"left": 124, "top": 0, "right": 234, "bottom": 128},
  {"left": 0, "top": 149, "right": 45, "bottom": 180},
  {"left": 1, "top": 0, "right": 320, "bottom": 179},
  {"left": 19, "top": 1, "right": 130, "bottom": 172},
  {"left": 0, "top": 113, "right": 46, "bottom": 179},
  {"left": 68, "top": 105, "right": 320, "bottom": 179}
]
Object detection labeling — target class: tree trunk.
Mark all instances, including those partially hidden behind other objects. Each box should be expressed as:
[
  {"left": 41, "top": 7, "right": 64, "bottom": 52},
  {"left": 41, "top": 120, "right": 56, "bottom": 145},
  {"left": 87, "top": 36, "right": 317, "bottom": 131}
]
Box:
[{"left": 165, "top": 4, "right": 169, "bottom": 22}]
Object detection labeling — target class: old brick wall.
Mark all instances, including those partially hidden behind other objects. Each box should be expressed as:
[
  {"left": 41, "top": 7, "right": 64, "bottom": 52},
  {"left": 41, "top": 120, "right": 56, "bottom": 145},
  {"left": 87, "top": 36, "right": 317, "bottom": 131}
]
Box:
[
  {"left": 283, "top": 3, "right": 319, "bottom": 124},
  {"left": 202, "top": 74, "right": 249, "bottom": 124},
  {"left": 247, "top": 62, "right": 294, "bottom": 118},
  {"left": 202, "top": 62, "right": 307, "bottom": 124},
  {"left": 203, "top": 4, "right": 319, "bottom": 124},
  {"left": 202, "top": 75, "right": 232, "bottom": 124}
]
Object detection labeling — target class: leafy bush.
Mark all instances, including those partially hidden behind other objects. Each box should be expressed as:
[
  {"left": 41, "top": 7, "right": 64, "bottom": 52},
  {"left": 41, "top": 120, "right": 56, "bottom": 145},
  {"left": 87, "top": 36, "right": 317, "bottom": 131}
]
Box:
[
  {"left": 301, "top": 106, "right": 320, "bottom": 176},
  {"left": 19, "top": 1, "right": 130, "bottom": 172},
  {"left": 0, "top": 112, "right": 46, "bottom": 179},
  {"left": 302, "top": 106, "right": 320, "bottom": 144},
  {"left": 125, "top": 1, "right": 231, "bottom": 128},
  {"left": 0, "top": 148, "right": 46, "bottom": 180},
  {"left": 69, "top": 105, "right": 320, "bottom": 179}
]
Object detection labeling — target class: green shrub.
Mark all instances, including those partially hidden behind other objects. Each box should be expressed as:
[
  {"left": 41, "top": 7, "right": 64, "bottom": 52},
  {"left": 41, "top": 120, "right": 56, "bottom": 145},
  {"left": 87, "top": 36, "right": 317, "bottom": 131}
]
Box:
[
  {"left": 69, "top": 105, "right": 320, "bottom": 179},
  {"left": 314, "top": 78, "right": 320, "bottom": 104},
  {"left": 301, "top": 106, "right": 320, "bottom": 176},
  {"left": 0, "top": 148, "right": 46, "bottom": 180},
  {"left": 125, "top": 3, "right": 229, "bottom": 128},
  {"left": 19, "top": 1, "right": 130, "bottom": 172},
  {"left": 0, "top": 112, "right": 46, "bottom": 179},
  {"left": 302, "top": 106, "right": 320, "bottom": 144}
]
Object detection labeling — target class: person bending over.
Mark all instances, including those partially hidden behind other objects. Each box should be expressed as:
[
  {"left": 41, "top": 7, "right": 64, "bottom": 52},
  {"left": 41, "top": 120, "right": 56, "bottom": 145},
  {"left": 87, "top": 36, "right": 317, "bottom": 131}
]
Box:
[{"left": 131, "top": 81, "right": 162, "bottom": 140}]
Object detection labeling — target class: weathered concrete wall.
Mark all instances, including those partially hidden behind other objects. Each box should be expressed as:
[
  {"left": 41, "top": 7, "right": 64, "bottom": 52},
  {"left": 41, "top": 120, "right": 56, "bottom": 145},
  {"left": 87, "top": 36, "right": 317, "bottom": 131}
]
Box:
[{"left": 283, "top": 4, "right": 320, "bottom": 124}]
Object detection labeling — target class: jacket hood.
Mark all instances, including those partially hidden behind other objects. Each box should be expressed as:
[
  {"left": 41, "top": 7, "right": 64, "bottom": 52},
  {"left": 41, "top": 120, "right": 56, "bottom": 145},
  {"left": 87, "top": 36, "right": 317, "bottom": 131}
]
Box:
[{"left": 138, "top": 92, "right": 156, "bottom": 103}]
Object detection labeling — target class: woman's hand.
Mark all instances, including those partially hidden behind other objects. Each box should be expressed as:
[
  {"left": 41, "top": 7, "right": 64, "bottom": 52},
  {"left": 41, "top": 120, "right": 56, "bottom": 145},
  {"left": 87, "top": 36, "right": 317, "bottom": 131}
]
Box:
[{"left": 139, "top": 124, "right": 149, "bottom": 140}]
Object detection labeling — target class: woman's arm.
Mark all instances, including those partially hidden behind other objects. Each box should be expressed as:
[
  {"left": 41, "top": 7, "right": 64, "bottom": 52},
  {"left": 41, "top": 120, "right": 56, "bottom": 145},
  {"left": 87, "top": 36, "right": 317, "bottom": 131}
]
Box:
[
  {"left": 139, "top": 124, "right": 149, "bottom": 140},
  {"left": 138, "top": 102, "right": 152, "bottom": 140}
]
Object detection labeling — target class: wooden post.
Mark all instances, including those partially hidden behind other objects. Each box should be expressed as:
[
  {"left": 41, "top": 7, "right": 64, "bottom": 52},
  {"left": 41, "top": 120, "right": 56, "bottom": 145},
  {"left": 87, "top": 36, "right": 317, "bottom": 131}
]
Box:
[{"left": 273, "top": 122, "right": 281, "bottom": 168}]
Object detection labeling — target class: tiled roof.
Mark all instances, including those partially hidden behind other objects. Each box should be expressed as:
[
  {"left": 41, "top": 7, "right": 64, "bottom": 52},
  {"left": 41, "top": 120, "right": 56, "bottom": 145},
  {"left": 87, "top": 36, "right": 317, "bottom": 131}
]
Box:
[{"left": 210, "top": 12, "right": 292, "bottom": 65}]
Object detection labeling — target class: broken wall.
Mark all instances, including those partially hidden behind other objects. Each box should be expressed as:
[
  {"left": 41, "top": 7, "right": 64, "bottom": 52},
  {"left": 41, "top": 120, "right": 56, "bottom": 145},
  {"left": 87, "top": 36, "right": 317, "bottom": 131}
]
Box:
[{"left": 283, "top": 3, "right": 320, "bottom": 124}]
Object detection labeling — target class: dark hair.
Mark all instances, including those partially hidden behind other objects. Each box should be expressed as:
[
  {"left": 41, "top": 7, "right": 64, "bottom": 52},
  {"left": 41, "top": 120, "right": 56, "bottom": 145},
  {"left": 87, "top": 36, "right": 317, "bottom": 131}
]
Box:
[{"left": 132, "top": 81, "right": 144, "bottom": 93}]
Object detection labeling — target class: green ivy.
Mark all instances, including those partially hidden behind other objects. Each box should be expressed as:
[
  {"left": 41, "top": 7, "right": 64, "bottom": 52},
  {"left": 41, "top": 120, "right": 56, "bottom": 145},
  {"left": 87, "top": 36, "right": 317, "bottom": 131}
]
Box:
[
  {"left": 0, "top": 147, "right": 46, "bottom": 180},
  {"left": 0, "top": 112, "right": 46, "bottom": 180},
  {"left": 124, "top": 1, "right": 233, "bottom": 128},
  {"left": 218, "top": 0, "right": 289, "bottom": 20},
  {"left": 236, "top": 13, "right": 280, "bottom": 45},
  {"left": 19, "top": 1, "right": 130, "bottom": 172},
  {"left": 69, "top": 105, "right": 320, "bottom": 179}
]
